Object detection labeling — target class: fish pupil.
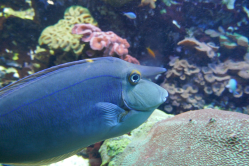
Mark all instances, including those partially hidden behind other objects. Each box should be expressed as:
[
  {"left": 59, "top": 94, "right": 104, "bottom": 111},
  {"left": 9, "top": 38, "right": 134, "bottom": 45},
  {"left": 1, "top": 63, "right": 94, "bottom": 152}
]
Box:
[{"left": 132, "top": 74, "right": 140, "bottom": 83}]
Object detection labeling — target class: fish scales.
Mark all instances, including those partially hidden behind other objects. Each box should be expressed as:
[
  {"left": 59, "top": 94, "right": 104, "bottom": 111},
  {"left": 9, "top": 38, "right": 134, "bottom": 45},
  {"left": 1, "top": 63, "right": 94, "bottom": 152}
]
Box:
[{"left": 0, "top": 57, "right": 168, "bottom": 165}]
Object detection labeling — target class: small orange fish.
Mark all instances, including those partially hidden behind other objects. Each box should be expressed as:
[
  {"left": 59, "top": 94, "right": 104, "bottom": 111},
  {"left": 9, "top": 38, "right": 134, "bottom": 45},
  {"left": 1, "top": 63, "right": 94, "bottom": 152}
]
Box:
[{"left": 146, "top": 47, "right": 156, "bottom": 58}]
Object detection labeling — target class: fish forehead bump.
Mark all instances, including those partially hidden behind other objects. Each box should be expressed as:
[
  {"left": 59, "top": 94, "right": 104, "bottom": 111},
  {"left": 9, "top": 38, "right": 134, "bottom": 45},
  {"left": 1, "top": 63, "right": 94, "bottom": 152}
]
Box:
[{"left": 89, "top": 57, "right": 166, "bottom": 77}]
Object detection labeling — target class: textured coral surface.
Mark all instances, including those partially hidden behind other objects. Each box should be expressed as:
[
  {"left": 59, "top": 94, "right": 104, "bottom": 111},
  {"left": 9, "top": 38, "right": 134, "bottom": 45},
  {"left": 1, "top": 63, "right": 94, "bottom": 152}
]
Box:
[{"left": 114, "top": 109, "right": 249, "bottom": 165}]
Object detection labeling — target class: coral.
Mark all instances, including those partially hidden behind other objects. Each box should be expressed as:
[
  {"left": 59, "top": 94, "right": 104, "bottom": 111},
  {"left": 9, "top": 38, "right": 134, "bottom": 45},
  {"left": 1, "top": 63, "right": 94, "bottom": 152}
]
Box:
[
  {"left": 138, "top": 0, "right": 157, "bottom": 9},
  {"left": 112, "top": 109, "right": 249, "bottom": 165},
  {"left": 222, "top": 0, "right": 236, "bottom": 10},
  {"left": 99, "top": 136, "right": 131, "bottom": 166},
  {"left": 3, "top": 7, "right": 35, "bottom": 20},
  {"left": 48, "top": 155, "right": 89, "bottom": 166},
  {"left": 85, "top": 142, "right": 102, "bottom": 166},
  {"left": 208, "top": 60, "right": 249, "bottom": 80},
  {"left": 123, "top": 55, "right": 140, "bottom": 65},
  {"left": 161, "top": 55, "right": 249, "bottom": 113},
  {"left": 205, "top": 28, "right": 249, "bottom": 49},
  {"left": 99, "top": 109, "right": 174, "bottom": 166},
  {"left": 165, "top": 27, "right": 249, "bottom": 113},
  {"left": 72, "top": 23, "right": 139, "bottom": 64},
  {"left": 38, "top": 6, "right": 97, "bottom": 56},
  {"left": 162, "top": 0, "right": 178, "bottom": 7},
  {"left": 177, "top": 38, "right": 218, "bottom": 58},
  {"left": 162, "top": 81, "right": 205, "bottom": 111}
]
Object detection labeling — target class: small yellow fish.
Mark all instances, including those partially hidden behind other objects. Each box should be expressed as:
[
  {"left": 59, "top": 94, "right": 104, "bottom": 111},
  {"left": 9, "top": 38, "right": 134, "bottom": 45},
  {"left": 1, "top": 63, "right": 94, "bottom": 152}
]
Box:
[{"left": 146, "top": 47, "right": 156, "bottom": 58}]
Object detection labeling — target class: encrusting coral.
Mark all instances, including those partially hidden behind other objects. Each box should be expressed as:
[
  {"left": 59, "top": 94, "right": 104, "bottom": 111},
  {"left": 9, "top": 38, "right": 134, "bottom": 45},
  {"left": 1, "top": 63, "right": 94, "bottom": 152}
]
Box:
[
  {"left": 177, "top": 38, "right": 218, "bottom": 58},
  {"left": 110, "top": 109, "right": 249, "bottom": 165},
  {"left": 205, "top": 28, "right": 249, "bottom": 49},
  {"left": 72, "top": 23, "right": 140, "bottom": 64},
  {"left": 38, "top": 6, "right": 97, "bottom": 56},
  {"left": 139, "top": 0, "right": 157, "bottom": 9}
]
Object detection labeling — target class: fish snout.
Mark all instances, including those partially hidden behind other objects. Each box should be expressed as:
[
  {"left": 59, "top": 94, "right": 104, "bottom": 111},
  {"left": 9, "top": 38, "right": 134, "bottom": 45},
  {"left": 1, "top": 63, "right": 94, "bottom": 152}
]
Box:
[{"left": 160, "top": 88, "right": 168, "bottom": 103}]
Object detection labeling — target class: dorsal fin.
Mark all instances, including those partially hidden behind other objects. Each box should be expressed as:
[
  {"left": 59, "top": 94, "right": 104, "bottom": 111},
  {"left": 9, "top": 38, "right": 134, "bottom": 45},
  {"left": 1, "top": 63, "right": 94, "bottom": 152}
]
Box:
[{"left": 0, "top": 58, "right": 109, "bottom": 98}]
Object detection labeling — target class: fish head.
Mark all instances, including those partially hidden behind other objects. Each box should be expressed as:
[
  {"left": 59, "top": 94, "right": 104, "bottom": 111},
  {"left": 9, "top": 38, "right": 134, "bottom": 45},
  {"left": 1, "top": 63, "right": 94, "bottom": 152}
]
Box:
[{"left": 121, "top": 62, "right": 168, "bottom": 112}]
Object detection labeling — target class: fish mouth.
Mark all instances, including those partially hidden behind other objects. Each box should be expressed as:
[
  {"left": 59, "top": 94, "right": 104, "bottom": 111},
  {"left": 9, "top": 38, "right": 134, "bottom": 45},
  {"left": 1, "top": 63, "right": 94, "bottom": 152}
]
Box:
[{"left": 121, "top": 90, "right": 168, "bottom": 113}]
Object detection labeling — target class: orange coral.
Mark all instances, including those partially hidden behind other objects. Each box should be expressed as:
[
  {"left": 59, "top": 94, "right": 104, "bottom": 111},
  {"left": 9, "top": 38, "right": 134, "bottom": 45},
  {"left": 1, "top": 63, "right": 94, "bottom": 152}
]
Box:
[{"left": 139, "top": 0, "right": 157, "bottom": 9}]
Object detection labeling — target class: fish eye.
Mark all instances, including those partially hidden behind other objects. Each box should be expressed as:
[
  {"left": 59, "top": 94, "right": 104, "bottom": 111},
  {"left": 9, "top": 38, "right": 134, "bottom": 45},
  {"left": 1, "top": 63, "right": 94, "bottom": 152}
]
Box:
[{"left": 128, "top": 70, "right": 141, "bottom": 85}]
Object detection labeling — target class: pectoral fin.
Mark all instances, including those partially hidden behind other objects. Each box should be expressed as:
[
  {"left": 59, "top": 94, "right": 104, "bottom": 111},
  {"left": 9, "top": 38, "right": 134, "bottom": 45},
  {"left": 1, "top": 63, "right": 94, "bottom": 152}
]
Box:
[{"left": 95, "top": 102, "right": 128, "bottom": 127}]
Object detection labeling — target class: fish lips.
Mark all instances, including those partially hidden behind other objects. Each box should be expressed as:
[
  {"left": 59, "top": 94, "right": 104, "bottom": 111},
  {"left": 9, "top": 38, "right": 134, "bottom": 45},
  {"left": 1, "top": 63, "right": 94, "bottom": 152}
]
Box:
[{"left": 122, "top": 90, "right": 168, "bottom": 112}]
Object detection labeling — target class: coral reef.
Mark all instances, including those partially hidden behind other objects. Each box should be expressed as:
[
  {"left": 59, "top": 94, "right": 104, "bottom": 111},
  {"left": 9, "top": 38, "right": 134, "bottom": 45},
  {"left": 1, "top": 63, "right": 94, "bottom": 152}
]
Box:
[
  {"left": 38, "top": 6, "right": 97, "bottom": 56},
  {"left": 162, "top": 25, "right": 249, "bottom": 114},
  {"left": 109, "top": 109, "right": 249, "bottom": 165}
]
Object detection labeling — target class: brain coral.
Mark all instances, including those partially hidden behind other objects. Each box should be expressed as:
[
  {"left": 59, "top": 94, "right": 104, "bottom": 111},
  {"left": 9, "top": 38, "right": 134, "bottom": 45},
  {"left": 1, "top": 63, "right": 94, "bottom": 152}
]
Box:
[
  {"left": 38, "top": 6, "right": 97, "bottom": 55},
  {"left": 114, "top": 109, "right": 249, "bottom": 165}
]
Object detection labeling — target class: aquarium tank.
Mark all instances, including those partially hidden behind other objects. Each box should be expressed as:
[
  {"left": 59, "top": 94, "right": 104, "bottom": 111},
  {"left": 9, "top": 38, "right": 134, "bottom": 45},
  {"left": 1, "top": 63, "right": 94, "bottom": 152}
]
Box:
[{"left": 0, "top": 0, "right": 249, "bottom": 166}]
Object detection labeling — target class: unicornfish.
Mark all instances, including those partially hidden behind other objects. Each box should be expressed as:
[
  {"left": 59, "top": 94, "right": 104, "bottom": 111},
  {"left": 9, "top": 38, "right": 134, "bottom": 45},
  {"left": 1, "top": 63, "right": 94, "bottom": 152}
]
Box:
[{"left": 0, "top": 57, "right": 168, "bottom": 165}]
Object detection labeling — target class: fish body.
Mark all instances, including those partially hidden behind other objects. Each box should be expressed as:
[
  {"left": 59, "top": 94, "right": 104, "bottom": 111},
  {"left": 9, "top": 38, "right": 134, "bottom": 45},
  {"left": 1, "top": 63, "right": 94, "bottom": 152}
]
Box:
[
  {"left": 123, "top": 12, "right": 136, "bottom": 19},
  {"left": 0, "top": 57, "right": 168, "bottom": 165},
  {"left": 146, "top": 47, "right": 156, "bottom": 58},
  {"left": 226, "top": 78, "right": 238, "bottom": 95}
]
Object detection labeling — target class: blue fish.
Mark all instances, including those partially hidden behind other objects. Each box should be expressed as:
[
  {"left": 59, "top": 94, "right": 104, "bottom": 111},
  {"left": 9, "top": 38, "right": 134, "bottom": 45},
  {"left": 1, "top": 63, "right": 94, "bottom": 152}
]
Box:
[
  {"left": 0, "top": 57, "right": 168, "bottom": 165},
  {"left": 226, "top": 78, "right": 238, "bottom": 95},
  {"left": 123, "top": 12, "right": 136, "bottom": 19}
]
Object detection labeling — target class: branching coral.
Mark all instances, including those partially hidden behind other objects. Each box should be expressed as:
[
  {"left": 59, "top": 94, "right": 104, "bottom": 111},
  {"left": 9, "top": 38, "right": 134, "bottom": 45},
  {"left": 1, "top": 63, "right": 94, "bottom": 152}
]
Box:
[
  {"left": 38, "top": 6, "right": 97, "bottom": 56},
  {"left": 72, "top": 23, "right": 139, "bottom": 64},
  {"left": 164, "top": 27, "right": 249, "bottom": 114},
  {"left": 161, "top": 54, "right": 249, "bottom": 113}
]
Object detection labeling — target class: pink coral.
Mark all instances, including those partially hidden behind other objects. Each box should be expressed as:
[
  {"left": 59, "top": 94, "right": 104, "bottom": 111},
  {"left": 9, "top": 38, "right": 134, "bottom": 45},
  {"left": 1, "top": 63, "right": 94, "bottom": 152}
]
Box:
[{"left": 72, "top": 24, "right": 135, "bottom": 62}]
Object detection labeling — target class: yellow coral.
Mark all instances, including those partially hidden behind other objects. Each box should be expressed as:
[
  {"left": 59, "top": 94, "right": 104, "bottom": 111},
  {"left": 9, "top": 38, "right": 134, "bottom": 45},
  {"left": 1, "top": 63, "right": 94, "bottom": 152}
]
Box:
[
  {"left": 3, "top": 7, "right": 34, "bottom": 20},
  {"left": 38, "top": 6, "right": 97, "bottom": 55}
]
